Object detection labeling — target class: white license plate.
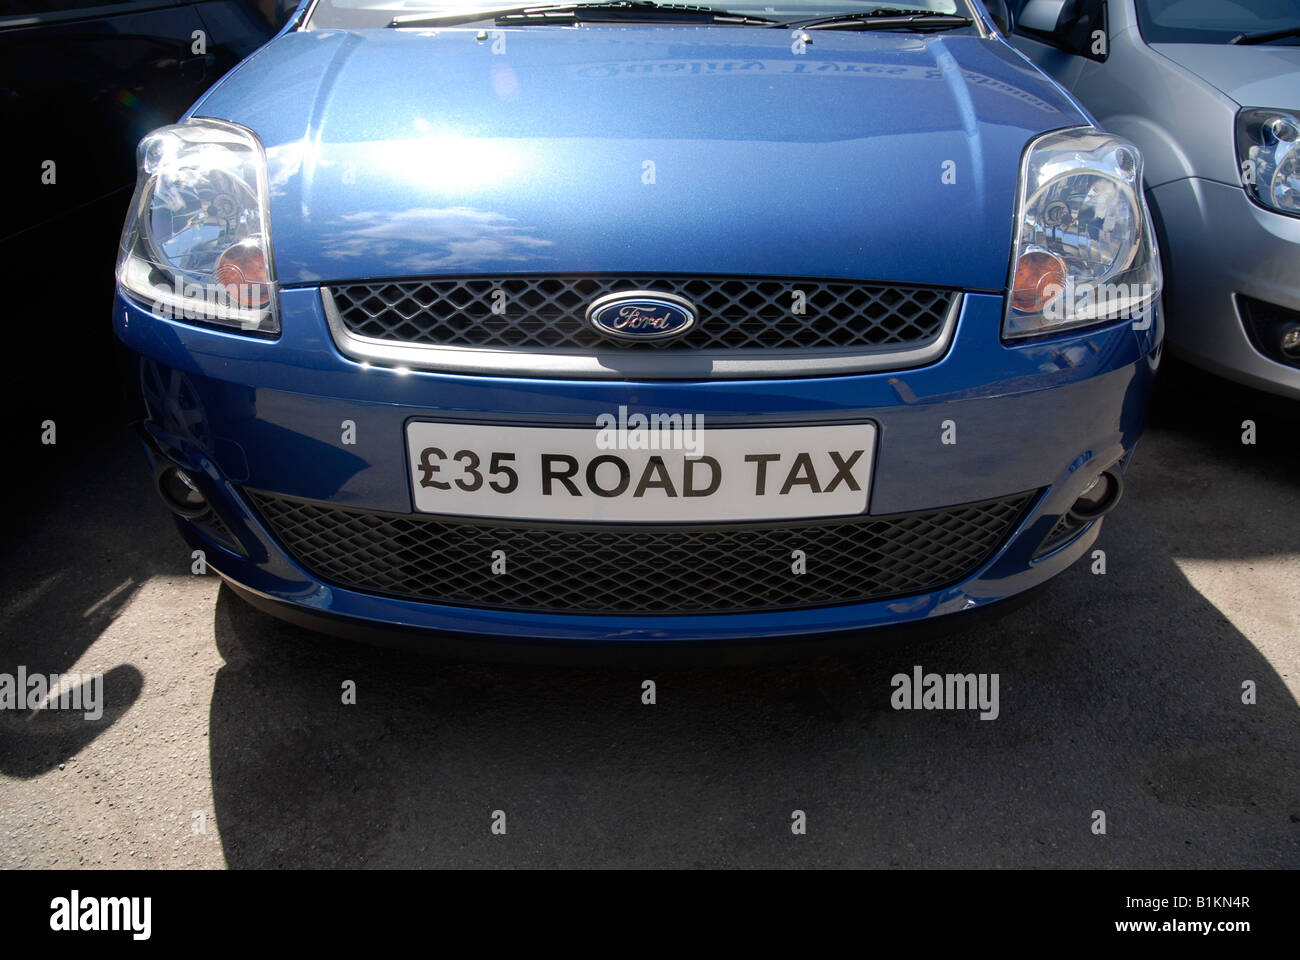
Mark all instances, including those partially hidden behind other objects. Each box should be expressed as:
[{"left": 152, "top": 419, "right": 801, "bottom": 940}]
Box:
[{"left": 406, "top": 421, "right": 875, "bottom": 522}]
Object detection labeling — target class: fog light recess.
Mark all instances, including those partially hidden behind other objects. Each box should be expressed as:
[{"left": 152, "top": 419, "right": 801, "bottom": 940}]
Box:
[
  {"left": 154, "top": 463, "right": 211, "bottom": 520},
  {"left": 1281, "top": 324, "right": 1300, "bottom": 360},
  {"left": 1067, "top": 468, "right": 1124, "bottom": 523}
]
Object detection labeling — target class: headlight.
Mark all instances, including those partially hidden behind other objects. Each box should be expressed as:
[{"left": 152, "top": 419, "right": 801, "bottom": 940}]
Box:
[
  {"left": 1005, "top": 129, "right": 1162, "bottom": 339},
  {"left": 1236, "top": 107, "right": 1300, "bottom": 218},
  {"left": 117, "top": 118, "right": 277, "bottom": 334}
]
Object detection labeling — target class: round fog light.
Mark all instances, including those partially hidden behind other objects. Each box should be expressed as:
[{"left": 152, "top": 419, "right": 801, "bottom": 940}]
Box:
[
  {"left": 1067, "top": 469, "right": 1124, "bottom": 522},
  {"left": 1280, "top": 324, "right": 1300, "bottom": 359},
  {"left": 154, "top": 464, "right": 210, "bottom": 519}
]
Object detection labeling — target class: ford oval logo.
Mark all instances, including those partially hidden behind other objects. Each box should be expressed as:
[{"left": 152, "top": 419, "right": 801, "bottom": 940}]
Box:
[{"left": 585, "top": 291, "right": 697, "bottom": 342}]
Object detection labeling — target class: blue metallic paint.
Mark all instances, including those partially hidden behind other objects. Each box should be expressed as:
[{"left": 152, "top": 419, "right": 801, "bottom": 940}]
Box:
[
  {"left": 115, "top": 21, "right": 1162, "bottom": 644},
  {"left": 115, "top": 283, "right": 1159, "bottom": 641},
  {"left": 188, "top": 27, "right": 1090, "bottom": 290}
]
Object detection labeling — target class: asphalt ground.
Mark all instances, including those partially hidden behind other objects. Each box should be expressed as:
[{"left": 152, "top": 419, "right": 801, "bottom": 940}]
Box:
[{"left": 1, "top": 359, "right": 1296, "bottom": 868}]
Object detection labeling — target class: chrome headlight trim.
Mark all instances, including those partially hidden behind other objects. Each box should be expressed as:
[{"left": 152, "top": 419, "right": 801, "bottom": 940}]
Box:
[{"left": 117, "top": 117, "right": 279, "bottom": 335}]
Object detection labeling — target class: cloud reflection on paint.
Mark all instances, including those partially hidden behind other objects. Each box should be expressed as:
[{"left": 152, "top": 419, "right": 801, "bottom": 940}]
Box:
[{"left": 317, "top": 206, "right": 554, "bottom": 274}]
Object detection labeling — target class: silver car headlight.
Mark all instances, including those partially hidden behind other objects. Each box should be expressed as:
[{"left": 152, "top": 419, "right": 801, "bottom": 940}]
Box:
[
  {"left": 1005, "top": 128, "right": 1162, "bottom": 339},
  {"left": 1236, "top": 107, "right": 1300, "bottom": 218},
  {"left": 117, "top": 118, "right": 277, "bottom": 334}
]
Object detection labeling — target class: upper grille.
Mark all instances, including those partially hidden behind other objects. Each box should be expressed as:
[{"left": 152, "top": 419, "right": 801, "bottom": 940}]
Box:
[
  {"left": 250, "top": 491, "right": 1035, "bottom": 616},
  {"left": 328, "top": 275, "right": 955, "bottom": 352}
]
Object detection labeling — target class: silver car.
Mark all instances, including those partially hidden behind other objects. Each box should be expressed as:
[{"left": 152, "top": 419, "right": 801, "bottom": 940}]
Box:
[{"left": 1007, "top": 0, "right": 1300, "bottom": 398}]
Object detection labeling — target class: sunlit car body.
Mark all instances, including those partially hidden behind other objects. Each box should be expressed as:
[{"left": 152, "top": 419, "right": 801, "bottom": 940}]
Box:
[
  {"left": 113, "top": 0, "right": 1164, "bottom": 645},
  {"left": 1011, "top": 0, "right": 1300, "bottom": 399}
]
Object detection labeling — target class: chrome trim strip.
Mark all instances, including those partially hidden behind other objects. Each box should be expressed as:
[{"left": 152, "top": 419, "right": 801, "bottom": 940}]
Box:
[{"left": 321, "top": 287, "right": 962, "bottom": 380}]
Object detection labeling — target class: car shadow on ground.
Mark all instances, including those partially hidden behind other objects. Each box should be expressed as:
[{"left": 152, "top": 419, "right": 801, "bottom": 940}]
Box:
[
  {"left": 4, "top": 364, "right": 1295, "bottom": 866},
  {"left": 0, "top": 425, "right": 166, "bottom": 779},
  {"left": 203, "top": 365, "right": 1300, "bottom": 868}
]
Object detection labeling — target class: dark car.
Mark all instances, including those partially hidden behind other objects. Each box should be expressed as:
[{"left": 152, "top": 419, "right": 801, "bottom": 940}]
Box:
[{"left": 2, "top": 0, "right": 279, "bottom": 435}]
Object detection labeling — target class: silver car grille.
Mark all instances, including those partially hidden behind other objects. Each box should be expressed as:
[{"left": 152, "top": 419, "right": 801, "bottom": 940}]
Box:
[{"left": 321, "top": 274, "right": 961, "bottom": 379}]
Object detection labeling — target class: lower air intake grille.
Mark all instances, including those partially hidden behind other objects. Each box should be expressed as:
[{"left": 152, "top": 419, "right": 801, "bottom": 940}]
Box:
[
  {"left": 249, "top": 491, "right": 1035, "bottom": 615},
  {"left": 1034, "top": 512, "right": 1093, "bottom": 557}
]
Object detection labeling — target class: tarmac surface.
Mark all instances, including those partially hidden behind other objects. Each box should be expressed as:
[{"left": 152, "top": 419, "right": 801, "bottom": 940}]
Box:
[{"left": 1, "top": 361, "right": 1296, "bottom": 868}]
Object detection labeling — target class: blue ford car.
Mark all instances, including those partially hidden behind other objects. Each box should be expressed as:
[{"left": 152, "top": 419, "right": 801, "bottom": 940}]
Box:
[{"left": 114, "top": 0, "right": 1164, "bottom": 645}]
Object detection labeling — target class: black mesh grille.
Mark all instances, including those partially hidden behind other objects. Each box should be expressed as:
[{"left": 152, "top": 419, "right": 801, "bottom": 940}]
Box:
[
  {"left": 328, "top": 276, "right": 955, "bottom": 351},
  {"left": 195, "top": 510, "right": 244, "bottom": 556},
  {"left": 249, "top": 491, "right": 1035, "bottom": 615},
  {"left": 1035, "top": 512, "right": 1093, "bottom": 557}
]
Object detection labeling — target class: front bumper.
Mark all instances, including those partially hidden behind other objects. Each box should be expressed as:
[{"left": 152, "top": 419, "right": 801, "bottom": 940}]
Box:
[
  {"left": 1150, "top": 176, "right": 1300, "bottom": 400},
  {"left": 115, "top": 285, "right": 1160, "bottom": 644}
]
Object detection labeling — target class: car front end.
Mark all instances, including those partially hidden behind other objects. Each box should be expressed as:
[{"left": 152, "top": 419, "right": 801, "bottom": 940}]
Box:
[
  {"left": 1150, "top": 90, "right": 1300, "bottom": 399},
  {"left": 113, "top": 3, "right": 1163, "bottom": 646},
  {"left": 1032, "top": 0, "right": 1300, "bottom": 398}
]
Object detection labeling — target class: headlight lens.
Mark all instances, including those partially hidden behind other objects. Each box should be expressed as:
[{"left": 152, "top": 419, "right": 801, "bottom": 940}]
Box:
[
  {"left": 117, "top": 118, "right": 277, "bottom": 334},
  {"left": 1236, "top": 107, "right": 1300, "bottom": 218},
  {"left": 1005, "top": 129, "right": 1162, "bottom": 339}
]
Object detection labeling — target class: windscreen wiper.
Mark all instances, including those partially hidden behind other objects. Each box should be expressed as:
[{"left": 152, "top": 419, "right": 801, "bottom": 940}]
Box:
[
  {"left": 388, "top": 2, "right": 778, "bottom": 27},
  {"left": 1229, "top": 24, "right": 1300, "bottom": 45},
  {"left": 780, "top": 7, "right": 973, "bottom": 31}
]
